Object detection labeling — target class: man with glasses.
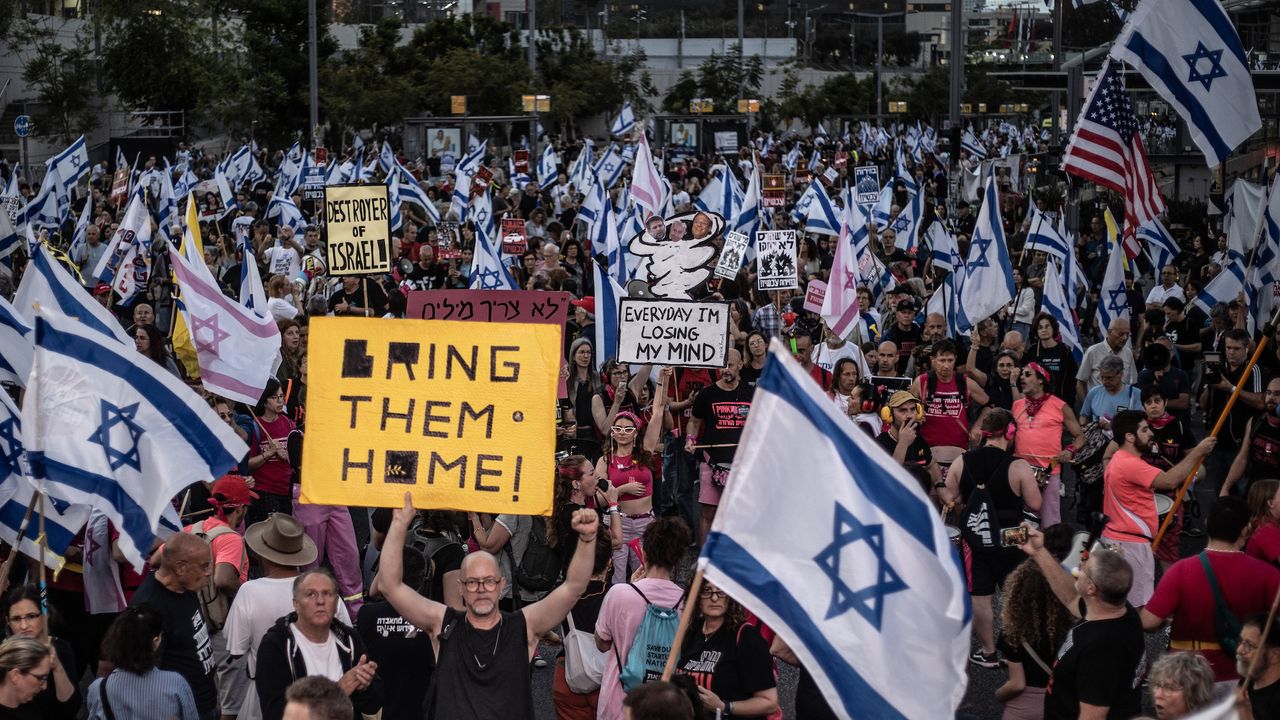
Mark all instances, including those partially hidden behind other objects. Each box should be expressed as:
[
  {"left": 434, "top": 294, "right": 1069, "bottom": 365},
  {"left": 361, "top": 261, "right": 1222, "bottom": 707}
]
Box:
[
  {"left": 1102, "top": 411, "right": 1216, "bottom": 609},
  {"left": 1146, "top": 265, "right": 1184, "bottom": 309},
  {"left": 1076, "top": 318, "right": 1137, "bottom": 405},
  {"left": 1237, "top": 613, "right": 1280, "bottom": 718},
  {"left": 255, "top": 570, "right": 382, "bottom": 720},
  {"left": 376, "top": 492, "right": 601, "bottom": 720},
  {"left": 1200, "top": 328, "right": 1265, "bottom": 507},
  {"left": 1014, "top": 524, "right": 1146, "bottom": 720}
]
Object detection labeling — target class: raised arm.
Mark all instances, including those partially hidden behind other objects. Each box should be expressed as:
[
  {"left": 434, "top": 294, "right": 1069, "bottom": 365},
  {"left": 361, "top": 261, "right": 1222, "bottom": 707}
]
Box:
[
  {"left": 523, "top": 509, "right": 599, "bottom": 640},
  {"left": 1018, "top": 524, "right": 1083, "bottom": 619},
  {"left": 380, "top": 492, "right": 448, "bottom": 635}
]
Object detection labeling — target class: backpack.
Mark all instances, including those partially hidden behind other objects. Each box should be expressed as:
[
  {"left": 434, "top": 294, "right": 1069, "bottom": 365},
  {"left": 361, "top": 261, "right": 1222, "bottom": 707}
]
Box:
[
  {"left": 617, "top": 583, "right": 681, "bottom": 692},
  {"left": 515, "top": 516, "right": 562, "bottom": 593},
  {"left": 959, "top": 453, "right": 1011, "bottom": 554},
  {"left": 404, "top": 523, "right": 463, "bottom": 602},
  {"left": 563, "top": 610, "right": 607, "bottom": 693},
  {"left": 187, "top": 519, "right": 244, "bottom": 633}
]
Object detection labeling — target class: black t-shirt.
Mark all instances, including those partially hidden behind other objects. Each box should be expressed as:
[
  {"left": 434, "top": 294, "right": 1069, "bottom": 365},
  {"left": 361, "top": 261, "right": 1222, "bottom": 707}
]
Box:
[
  {"left": 327, "top": 281, "right": 389, "bottom": 316},
  {"left": 1028, "top": 341, "right": 1078, "bottom": 407},
  {"left": 1044, "top": 604, "right": 1145, "bottom": 720},
  {"left": 130, "top": 574, "right": 217, "bottom": 716},
  {"left": 1141, "top": 416, "right": 1195, "bottom": 469},
  {"left": 884, "top": 322, "right": 923, "bottom": 372},
  {"left": 356, "top": 600, "right": 435, "bottom": 720},
  {"left": 676, "top": 623, "right": 776, "bottom": 705},
  {"left": 794, "top": 665, "right": 838, "bottom": 720},
  {"left": 1249, "top": 678, "right": 1280, "bottom": 720},
  {"left": 998, "top": 632, "right": 1055, "bottom": 689},
  {"left": 874, "top": 429, "right": 933, "bottom": 469},
  {"left": 405, "top": 262, "right": 448, "bottom": 290},
  {"left": 691, "top": 382, "right": 755, "bottom": 465}
]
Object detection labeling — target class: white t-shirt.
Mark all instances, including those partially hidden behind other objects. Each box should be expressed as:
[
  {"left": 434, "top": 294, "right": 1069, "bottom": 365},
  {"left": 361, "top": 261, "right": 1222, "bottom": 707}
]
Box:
[
  {"left": 263, "top": 244, "right": 301, "bottom": 279},
  {"left": 224, "top": 577, "right": 352, "bottom": 720},
  {"left": 812, "top": 341, "right": 863, "bottom": 375},
  {"left": 1145, "top": 283, "right": 1183, "bottom": 306},
  {"left": 266, "top": 296, "right": 299, "bottom": 322},
  {"left": 289, "top": 625, "right": 343, "bottom": 680}
]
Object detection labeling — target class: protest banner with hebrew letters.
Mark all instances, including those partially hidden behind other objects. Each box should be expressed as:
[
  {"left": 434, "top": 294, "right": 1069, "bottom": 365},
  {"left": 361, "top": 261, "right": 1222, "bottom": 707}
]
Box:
[
  {"left": 406, "top": 289, "right": 570, "bottom": 325},
  {"left": 501, "top": 218, "right": 528, "bottom": 255},
  {"left": 616, "top": 298, "right": 730, "bottom": 367},
  {"left": 301, "top": 317, "right": 560, "bottom": 515},
  {"left": 324, "top": 184, "right": 392, "bottom": 276}
]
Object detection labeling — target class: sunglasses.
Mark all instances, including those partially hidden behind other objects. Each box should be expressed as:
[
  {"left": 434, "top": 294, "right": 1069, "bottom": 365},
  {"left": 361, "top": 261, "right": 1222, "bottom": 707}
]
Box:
[{"left": 610, "top": 425, "right": 637, "bottom": 434}]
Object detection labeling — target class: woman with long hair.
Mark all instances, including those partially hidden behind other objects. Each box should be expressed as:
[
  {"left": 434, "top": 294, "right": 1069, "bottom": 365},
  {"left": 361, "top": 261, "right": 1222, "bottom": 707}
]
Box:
[
  {"left": 133, "top": 323, "right": 181, "bottom": 377},
  {"left": 740, "top": 331, "right": 769, "bottom": 388},
  {"left": 560, "top": 239, "right": 588, "bottom": 296},
  {"left": 566, "top": 337, "right": 604, "bottom": 457},
  {"left": 276, "top": 317, "right": 303, "bottom": 384},
  {"left": 86, "top": 606, "right": 198, "bottom": 720},
  {"left": 968, "top": 350, "right": 1022, "bottom": 412},
  {"left": 265, "top": 274, "right": 302, "bottom": 322},
  {"left": 594, "top": 369, "right": 668, "bottom": 584},
  {"left": 0, "top": 635, "right": 53, "bottom": 718},
  {"left": 675, "top": 582, "right": 779, "bottom": 718},
  {"left": 728, "top": 300, "right": 753, "bottom": 354},
  {"left": 1244, "top": 479, "right": 1280, "bottom": 565},
  {"left": 995, "top": 527, "right": 1075, "bottom": 720},
  {"left": 550, "top": 454, "right": 621, "bottom": 574},
  {"left": 2, "top": 586, "right": 77, "bottom": 720},
  {"left": 827, "top": 357, "right": 861, "bottom": 415},
  {"left": 1026, "top": 312, "right": 1078, "bottom": 406}
]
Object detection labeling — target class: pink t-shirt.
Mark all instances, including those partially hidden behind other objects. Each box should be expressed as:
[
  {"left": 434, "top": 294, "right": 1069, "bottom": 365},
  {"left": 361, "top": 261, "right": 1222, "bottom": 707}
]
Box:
[
  {"left": 917, "top": 373, "right": 970, "bottom": 448},
  {"left": 1012, "top": 395, "right": 1066, "bottom": 469},
  {"left": 184, "top": 517, "right": 249, "bottom": 582},
  {"left": 1246, "top": 523, "right": 1280, "bottom": 564},
  {"left": 1145, "top": 551, "right": 1280, "bottom": 680},
  {"left": 594, "top": 578, "right": 685, "bottom": 720},
  {"left": 1103, "top": 449, "right": 1161, "bottom": 542}
]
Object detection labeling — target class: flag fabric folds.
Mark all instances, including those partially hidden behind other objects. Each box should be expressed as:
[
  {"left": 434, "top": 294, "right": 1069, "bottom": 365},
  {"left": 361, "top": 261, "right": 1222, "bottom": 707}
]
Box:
[
  {"left": 610, "top": 101, "right": 637, "bottom": 137},
  {"left": 1024, "top": 208, "right": 1070, "bottom": 260},
  {"left": 15, "top": 244, "right": 132, "bottom": 345},
  {"left": 957, "top": 176, "right": 1016, "bottom": 332},
  {"left": 1111, "top": 0, "right": 1261, "bottom": 168},
  {"left": 591, "top": 259, "right": 625, "bottom": 370},
  {"left": 1096, "top": 232, "right": 1132, "bottom": 331},
  {"left": 1041, "top": 262, "right": 1084, "bottom": 363},
  {"left": 21, "top": 308, "right": 247, "bottom": 568},
  {"left": 0, "top": 295, "right": 33, "bottom": 387},
  {"left": 701, "top": 340, "right": 970, "bottom": 720},
  {"left": 629, "top": 133, "right": 666, "bottom": 219}
]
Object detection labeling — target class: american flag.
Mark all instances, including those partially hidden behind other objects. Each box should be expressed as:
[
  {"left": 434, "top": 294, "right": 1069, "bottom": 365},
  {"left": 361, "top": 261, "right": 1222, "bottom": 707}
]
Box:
[{"left": 1063, "top": 59, "right": 1164, "bottom": 260}]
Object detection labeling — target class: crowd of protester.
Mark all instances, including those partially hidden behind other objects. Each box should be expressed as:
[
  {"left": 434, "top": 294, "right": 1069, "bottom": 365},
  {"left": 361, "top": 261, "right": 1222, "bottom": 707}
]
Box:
[{"left": 0, "top": 119, "right": 1277, "bottom": 720}]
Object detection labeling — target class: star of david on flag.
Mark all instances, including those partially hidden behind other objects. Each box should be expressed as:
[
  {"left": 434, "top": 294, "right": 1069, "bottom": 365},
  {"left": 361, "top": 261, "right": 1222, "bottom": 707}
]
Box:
[{"left": 699, "top": 340, "right": 970, "bottom": 720}]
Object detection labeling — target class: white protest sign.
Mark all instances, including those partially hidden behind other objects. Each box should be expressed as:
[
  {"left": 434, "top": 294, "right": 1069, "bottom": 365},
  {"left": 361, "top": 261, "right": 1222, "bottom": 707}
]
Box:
[
  {"left": 616, "top": 298, "right": 730, "bottom": 367},
  {"left": 756, "top": 230, "right": 798, "bottom": 291},
  {"left": 714, "top": 231, "right": 750, "bottom": 280}
]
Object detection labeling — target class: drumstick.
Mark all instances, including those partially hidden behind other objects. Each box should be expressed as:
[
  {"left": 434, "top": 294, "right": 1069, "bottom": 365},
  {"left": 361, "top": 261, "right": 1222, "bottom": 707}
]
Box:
[{"left": 690, "top": 443, "right": 739, "bottom": 449}]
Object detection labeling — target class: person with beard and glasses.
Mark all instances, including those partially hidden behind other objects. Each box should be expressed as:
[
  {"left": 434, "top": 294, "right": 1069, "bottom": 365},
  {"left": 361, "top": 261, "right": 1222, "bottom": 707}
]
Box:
[
  {"left": 1237, "top": 614, "right": 1280, "bottom": 719},
  {"left": 377, "top": 493, "right": 600, "bottom": 720},
  {"left": 1222, "top": 377, "right": 1280, "bottom": 499},
  {"left": 1011, "top": 363, "right": 1085, "bottom": 528}
]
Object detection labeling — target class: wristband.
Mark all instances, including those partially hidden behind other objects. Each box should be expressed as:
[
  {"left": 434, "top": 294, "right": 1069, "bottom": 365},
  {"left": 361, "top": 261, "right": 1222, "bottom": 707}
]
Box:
[{"left": 1064, "top": 444, "right": 1076, "bottom": 453}]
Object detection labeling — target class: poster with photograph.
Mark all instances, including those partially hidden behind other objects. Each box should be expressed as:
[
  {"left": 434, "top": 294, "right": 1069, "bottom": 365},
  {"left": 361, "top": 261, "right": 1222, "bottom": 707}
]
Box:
[
  {"left": 194, "top": 178, "right": 234, "bottom": 221},
  {"left": 436, "top": 221, "right": 461, "bottom": 260},
  {"left": 627, "top": 210, "right": 726, "bottom": 300},
  {"left": 428, "top": 128, "right": 461, "bottom": 159},
  {"left": 501, "top": 217, "right": 527, "bottom": 255},
  {"left": 670, "top": 122, "right": 698, "bottom": 150},
  {"left": 714, "top": 231, "right": 750, "bottom": 280},
  {"left": 756, "top": 230, "right": 798, "bottom": 291}
]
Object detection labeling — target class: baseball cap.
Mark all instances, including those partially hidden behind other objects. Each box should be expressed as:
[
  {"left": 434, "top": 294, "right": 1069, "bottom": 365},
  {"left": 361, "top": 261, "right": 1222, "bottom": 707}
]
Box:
[
  {"left": 210, "top": 474, "right": 259, "bottom": 508},
  {"left": 571, "top": 297, "right": 595, "bottom": 314},
  {"left": 886, "top": 390, "right": 919, "bottom": 409}
]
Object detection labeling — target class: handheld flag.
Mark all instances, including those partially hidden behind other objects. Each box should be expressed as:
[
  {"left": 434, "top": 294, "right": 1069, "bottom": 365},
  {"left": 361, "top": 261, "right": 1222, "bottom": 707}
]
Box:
[
  {"left": 237, "top": 224, "right": 267, "bottom": 312},
  {"left": 0, "top": 295, "right": 33, "bottom": 386},
  {"left": 1041, "top": 262, "right": 1083, "bottom": 363},
  {"left": 629, "top": 133, "right": 666, "bottom": 219},
  {"left": 1024, "top": 207, "right": 1070, "bottom": 260},
  {"left": 610, "top": 101, "right": 637, "bottom": 137},
  {"left": 957, "top": 176, "right": 1016, "bottom": 332},
  {"left": 591, "top": 259, "right": 625, "bottom": 370},
  {"left": 14, "top": 244, "right": 131, "bottom": 345},
  {"left": 1096, "top": 232, "right": 1132, "bottom": 331}
]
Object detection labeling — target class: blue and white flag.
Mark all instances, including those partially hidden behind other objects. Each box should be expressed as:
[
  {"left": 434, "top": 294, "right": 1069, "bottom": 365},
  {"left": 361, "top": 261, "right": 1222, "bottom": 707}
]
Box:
[
  {"left": 961, "top": 128, "right": 987, "bottom": 161},
  {"left": 68, "top": 192, "right": 93, "bottom": 265},
  {"left": 568, "top": 139, "right": 595, "bottom": 194},
  {"left": 390, "top": 164, "right": 439, "bottom": 224},
  {"left": 783, "top": 145, "right": 801, "bottom": 171},
  {"left": 957, "top": 176, "right": 1015, "bottom": 332},
  {"left": 469, "top": 192, "right": 518, "bottom": 291},
  {"left": 378, "top": 141, "right": 396, "bottom": 175},
  {"left": 1025, "top": 207, "right": 1070, "bottom": 260},
  {"left": 18, "top": 175, "right": 62, "bottom": 232},
  {"left": 266, "top": 194, "right": 306, "bottom": 235},
  {"left": 807, "top": 149, "right": 822, "bottom": 174},
  {"left": 592, "top": 197, "right": 627, "bottom": 286},
  {"left": 21, "top": 308, "right": 247, "bottom": 568},
  {"left": 1059, "top": 214, "right": 1086, "bottom": 310},
  {"left": 0, "top": 392, "right": 90, "bottom": 568},
  {"left": 237, "top": 224, "right": 267, "bottom": 313},
  {"left": 887, "top": 190, "right": 922, "bottom": 253},
  {"left": 1111, "top": 0, "right": 1261, "bottom": 168},
  {"left": 793, "top": 182, "right": 840, "bottom": 237},
  {"left": 610, "top": 101, "right": 637, "bottom": 136},
  {"left": 1138, "top": 217, "right": 1180, "bottom": 272},
  {"left": 1041, "top": 261, "right": 1083, "bottom": 363},
  {"left": 694, "top": 168, "right": 738, "bottom": 219},
  {"left": 731, "top": 164, "right": 762, "bottom": 260},
  {"left": 927, "top": 269, "right": 965, "bottom": 340},
  {"left": 48, "top": 135, "right": 89, "bottom": 198},
  {"left": 1245, "top": 175, "right": 1280, "bottom": 333},
  {"left": 156, "top": 169, "right": 179, "bottom": 234},
  {"left": 579, "top": 175, "right": 608, "bottom": 230},
  {"left": 537, "top": 144, "right": 559, "bottom": 191},
  {"left": 895, "top": 145, "right": 917, "bottom": 196},
  {"left": 924, "top": 220, "right": 959, "bottom": 274},
  {"left": 591, "top": 259, "right": 625, "bottom": 369},
  {"left": 1096, "top": 232, "right": 1133, "bottom": 331},
  {"left": 114, "top": 146, "right": 128, "bottom": 173},
  {"left": 0, "top": 295, "right": 33, "bottom": 387},
  {"left": 701, "top": 339, "right": 970, "bottom": 720},
  {"left": 91, "top": 193, "right": 153, "bottom": 305},
  {"left": 594, "top": 145, "right": 627, "bottom": 190},
  {"left": 0, "top": 208, "right": 18, "bottom": 263},
  {"left": 13, "top": 245, "right": 131, "bottom": 345},
  {"left": 871, "top": 182, "right": 894, "bottom": 231}
]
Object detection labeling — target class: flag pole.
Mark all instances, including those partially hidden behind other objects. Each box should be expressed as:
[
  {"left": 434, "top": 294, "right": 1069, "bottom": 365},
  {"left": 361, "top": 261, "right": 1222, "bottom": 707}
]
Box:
[
  {"left": 661, "top": 568, "right": 704, "bottom": 681},
  {"left": 1152, "top": 301, "right": 1280, "bottom": 549},
  {"left": 37, "top": 481, "right": 46, "bottom": 612},
  {"left": 0, "top": 493, "right": 40, "bottom": 598}
]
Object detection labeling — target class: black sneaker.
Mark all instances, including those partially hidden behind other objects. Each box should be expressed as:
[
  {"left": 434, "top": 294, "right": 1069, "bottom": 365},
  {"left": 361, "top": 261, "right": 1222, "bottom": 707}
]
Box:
[{"left": 969, "top": 650, "right": 1001, "bottom": 669}]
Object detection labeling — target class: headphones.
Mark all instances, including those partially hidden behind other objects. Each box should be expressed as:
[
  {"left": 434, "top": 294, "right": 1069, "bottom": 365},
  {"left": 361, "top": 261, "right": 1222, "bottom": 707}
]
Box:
[
  {"left": 853, "top": 382, "right": 881, "bottom": 415},
  {"left": 880, "top": 401, "right": 926, "bottom": 424}
]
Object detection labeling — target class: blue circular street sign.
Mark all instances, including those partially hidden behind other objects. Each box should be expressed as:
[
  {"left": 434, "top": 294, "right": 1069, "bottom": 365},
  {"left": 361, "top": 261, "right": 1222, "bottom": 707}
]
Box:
[{"left": 13, "top": 115, "right": 30, "bottom": 138}]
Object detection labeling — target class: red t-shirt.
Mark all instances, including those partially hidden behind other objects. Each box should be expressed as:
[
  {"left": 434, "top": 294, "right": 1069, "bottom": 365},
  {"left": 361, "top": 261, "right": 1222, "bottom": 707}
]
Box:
[
  {"left": 1146, "top": 551, "right": 1280, "bottom": 680},
  {"left": 251, "top": 414, "right": 296, "bottom": 496},
  {"left": 1246, "top": 523, "right": 1280, "bottom": 564}
]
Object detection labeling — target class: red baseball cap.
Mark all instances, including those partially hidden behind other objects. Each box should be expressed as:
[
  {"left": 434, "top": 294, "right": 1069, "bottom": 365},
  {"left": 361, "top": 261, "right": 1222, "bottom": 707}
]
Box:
[
  {"left": 209, "top": 475, "right": 259, "bottom": 507},
  {"left": 571, "top": 297, "right": 595, "bottom": 314}
]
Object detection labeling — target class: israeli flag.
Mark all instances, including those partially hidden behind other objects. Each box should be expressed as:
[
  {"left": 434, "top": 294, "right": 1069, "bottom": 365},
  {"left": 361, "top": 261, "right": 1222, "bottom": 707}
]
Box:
[
  {"left": 156, "top": 169, "right": 179, "bottom": 235},
  {"left": 871, "top": 182, "right": 894, "bottom": 232},
  {"left": 390, "top": 164, "right": 440, "bottom": 224},
  {"left": 0, "top": 392, "right": 90, "bottom": 568},
  {"left": 1245, "top": 175, "right": 1280, "bottom": 333},
  {"left": 794, "top": 183, "right": 840, "bottom": 237},
  {"left": 1096, "top": 233, "right": 1133, "bottom": 331},
  {"left": 68, "top": 191, "right": 93, "bottom": 262},
  {"left": 469, "top": 192, "right": 517, "bottom": 291},
  {"left": 1025, "top": 207, "right": 1070, "bottom": 260},
  {"left": 237, "top": 223, "right": 267, "bottom": 313},
  {"left": 1138, "top": 217, "right": 1180, "bottom": 272},
  {"left": 962, "top": 129, "right": 987, "bottom": 160},
  {"left": 887, "top": 190, "right": 922, "bottom": 253},
  {"left": 22, "top": 308, "right": 247, "bottom": 568},
  {"left": 701, "top": 339, "right": 970, "bottom": 720},
  {"left": 14, "top": 245, "right": 132, "bottom": 345},
  {"left": 568, "top": 139, "right": 595, "bottom": 194},
  {"left": 783, "top": 145, "right": 801, "bottom": 171},
  {"left": 579, "top": 175, "right": 608, "bottom": 230},
  {"left": 895, "top": 145, "right": 917, "bottom": 195},
  {"left": 0, "top": 209, "right": 18, "bottom": 262},
  {"left": 592, "top": 197, "right": 627, "bottom": 285},
  {"left": 927, "top": 269, "right": 966, "bottom": 340},
  {"left": 610, "top": 101, "right": 637, "bottom": 137},
  {"left": 115, "top": 146, "right": 128, "bottom": 172},
  {"left": 807, "top": 149, "right": 822, "bottom": 173},
  {"left": 266, "top": 194, "right": 307, "bottom": 235},
  {"left": 594, "top": 145, "right": 626, "bottom": 190},
  {"left": 537, "top": 144, "right": 559, "bottom": 191},
  {"left": 0, "top": 295, "right": 33, "bottom": 387},
  {"left": 92, "top": 193, "right": 154, "bottom": 306},
  {"left": 1059, "top": 214, "right": 1086, "bottom": 310},
  {"left": 19, "top": 175, "right": 62, "bottom": 232},
  {"left": 925, "top": 220, "right": 959, "bottom": 274},
  {"left": 379, "top": 141, "right": 397, "bottom": 175},
  {"left": 1041, "top": 261, "right": 1083, "bottom": 363},
  {"left": 1111, "top": 0, "right": 1261, "bottom": 167},
  {"left": 957, "top": 176, "right": 1015, "bottom": 332},
  {"left": 731, "top": 164, "right": 762, "bottom": 242},
  {"left": 591, "top": 259, "right": 625, "bottom": 369},
  {"left": 48, "top": 135, "right": 89, "bottom": 198}
]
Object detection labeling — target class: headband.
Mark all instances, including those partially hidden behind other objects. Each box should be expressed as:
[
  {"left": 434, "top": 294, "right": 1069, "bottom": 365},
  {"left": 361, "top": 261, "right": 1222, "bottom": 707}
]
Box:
[
  {"left": 1026, "top": 361, "right": 1051, "bottom": 385},
  {"left": 614, "top": 410, "right": 643, "bottom": 428}
]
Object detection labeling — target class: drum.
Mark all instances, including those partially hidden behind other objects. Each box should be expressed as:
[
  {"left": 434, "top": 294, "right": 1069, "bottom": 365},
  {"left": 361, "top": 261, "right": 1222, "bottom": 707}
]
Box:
[
  {"left": 946, "top": 525, "right": 961, "bottom": 549},
  {"left": 934, "top": 446, "right": 966, "bottom": 484},
  {"left": 1154, "top": 493, "right": 1175, "bottom": 526},
  {"left": 1065, "top": 531, "right": 1092, "bottom": 570}
]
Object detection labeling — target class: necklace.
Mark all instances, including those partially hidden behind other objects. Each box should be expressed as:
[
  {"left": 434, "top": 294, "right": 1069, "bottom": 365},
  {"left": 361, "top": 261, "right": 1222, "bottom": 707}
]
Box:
[{"left": 469, "top": 617, "right": 503, "bottom": 670}]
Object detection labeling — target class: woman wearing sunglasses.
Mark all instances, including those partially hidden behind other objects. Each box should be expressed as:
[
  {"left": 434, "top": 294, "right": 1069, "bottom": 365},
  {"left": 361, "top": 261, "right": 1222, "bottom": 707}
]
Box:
[
  {"left": 674, "top": 583, "right": 778, "bottom": 718},
  {"left": 0, "top": 635, "right": 54, "bottom": 719},
  {"left": 594, "top": 369, "right": 669, "bottom": 585},
  {"left": 1, "top": 585, "right": 78, "bottom": 720}
]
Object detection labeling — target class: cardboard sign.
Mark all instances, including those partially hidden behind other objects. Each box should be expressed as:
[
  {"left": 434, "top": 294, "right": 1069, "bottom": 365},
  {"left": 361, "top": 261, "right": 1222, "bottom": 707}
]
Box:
[
  {"left": 714, "top": 231, "right": 750, "bottom": 280},
  {"left": 855, "top": 166, "right": 880, "bottom": 204},
  {"left": 762, "top": 174, "right": 785, "bottom": 208},
  {"left": 111, "top": 169, "right": 129, "bottom": 205},
  {"left": 406, "top": 289, "right": 570, "bottom": 325},
  {"left": 471, "top": 166, "right": 493, "bottom": 196},
  {"left": 300, "top": 317, "right": 561, "bottom": 515},
  {"left": 616, "top": 298, "right": 730, "bottom": 367},
  {"left": 501, "top": 217, "right": 527, "bottom": 255},
  {"left": 756, "top": 230, "right": 798, "bottom": 291},
  {"left": 627, "top": 210, "right": 726, "bottom": 300},
  {"left": 436, "top": 221, "right": 461, "bottom": 260},
  {"left": 324, "top": 184, "right": 392, "bottom": 276},
  {"left": 804, "top": 279, "right": 827, "bottom": 313},
  {"left": 513, "top": 149, "right": 530, "bottom": 174}
]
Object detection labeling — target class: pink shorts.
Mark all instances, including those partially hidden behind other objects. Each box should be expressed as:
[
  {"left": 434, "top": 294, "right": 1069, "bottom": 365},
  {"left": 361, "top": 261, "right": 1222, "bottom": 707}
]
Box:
[{"left": 698, "top": 462, "right": 725, "bottom": 506}]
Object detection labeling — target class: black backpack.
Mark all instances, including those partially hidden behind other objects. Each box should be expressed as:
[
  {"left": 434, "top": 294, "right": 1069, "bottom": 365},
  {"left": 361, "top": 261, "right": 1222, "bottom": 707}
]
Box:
[
  {"left": 515, "top": 517, "right": 563, "bottom": 593},
  {"left": 959, "top": 452, "right": 1012, "bottom": 554},
  {"left": 404, "top": 522, "right": 463, "bottom": 602}
]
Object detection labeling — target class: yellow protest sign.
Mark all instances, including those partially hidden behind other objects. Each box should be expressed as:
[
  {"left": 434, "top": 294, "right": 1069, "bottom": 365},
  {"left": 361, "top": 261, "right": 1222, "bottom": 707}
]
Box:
[
  {"left": 324, "top": 184, "right": 392, "bottom": 276},
  {"left": 300, "top": 317, "right": 560, "bottom": 515}
]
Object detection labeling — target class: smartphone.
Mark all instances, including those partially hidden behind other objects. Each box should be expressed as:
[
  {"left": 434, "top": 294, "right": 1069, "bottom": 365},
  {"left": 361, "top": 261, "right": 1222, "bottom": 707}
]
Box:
[{"left": 1001, "top": 526, "right": 1028, "bottom": 548}]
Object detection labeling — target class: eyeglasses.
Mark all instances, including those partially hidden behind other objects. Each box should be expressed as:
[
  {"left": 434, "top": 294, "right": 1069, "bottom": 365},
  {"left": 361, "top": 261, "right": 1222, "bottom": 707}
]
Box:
[
  {"left": 1239, "top": 638, "right": 1260, "bottom": 653},
  {"left": 1150, "top": 682, "right": 1185, "bottom": 693},
  {"left": 460, "top": 577, "right": 500, "bottom": 591},
  {"left": 22, "top": 670, "right": 49, "bottom": 685},
  {"left": 699, "top": 588, "right": 727, "bottom": 600},
  {"left": 7, "top": 613, "right": 40, "bottom": 625},
  {"left": 610, "top": 425, "right": 637, "bottom": 434}
]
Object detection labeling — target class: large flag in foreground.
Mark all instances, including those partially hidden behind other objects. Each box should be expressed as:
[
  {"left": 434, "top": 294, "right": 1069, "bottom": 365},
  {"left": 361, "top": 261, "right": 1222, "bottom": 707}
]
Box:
[
  {"left": 21, "top": 309, "right": 247, "bottom": 568},
  {"left": 701, "top": 341, "right": 971, "bottom": 720},
  {"left": 14, "top": 245, "right": 132, "bottom": 346},
  {"left": 1111, "top": 0, "right": 1260, "bottom": 168}
]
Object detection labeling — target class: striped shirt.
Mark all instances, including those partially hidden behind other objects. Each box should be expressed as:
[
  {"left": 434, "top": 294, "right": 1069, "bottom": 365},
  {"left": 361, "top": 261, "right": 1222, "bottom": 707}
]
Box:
[{"left": 85, "top": 667, "right": 199, "bottom": 720}]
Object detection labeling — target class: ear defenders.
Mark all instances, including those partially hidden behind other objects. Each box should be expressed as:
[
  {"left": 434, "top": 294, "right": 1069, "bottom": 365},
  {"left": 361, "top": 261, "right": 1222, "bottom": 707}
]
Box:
[{"left": 880, "top": 401, "right": 926, "bottom": 424}]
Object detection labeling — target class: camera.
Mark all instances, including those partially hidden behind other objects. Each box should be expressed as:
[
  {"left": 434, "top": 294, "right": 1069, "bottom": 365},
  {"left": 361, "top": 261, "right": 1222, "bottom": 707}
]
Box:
[
  {"left": 1202, "top": 351, "right": 1223, "bottom": 378},
  {"left": 1000, "top": 526, "right": 1028, "bottom": 548}
]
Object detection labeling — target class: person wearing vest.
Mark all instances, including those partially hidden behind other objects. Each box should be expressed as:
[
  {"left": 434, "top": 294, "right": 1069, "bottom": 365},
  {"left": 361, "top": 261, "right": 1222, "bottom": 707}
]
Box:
[
  {"left": 377, "top": 492, "right": 601, "bottom": 720},
  {"left": 913, "top": 340, "right": 989, "bottom": 451},
  {"left": 1222, "top": 377, "right": 1280, "bottom": 498},
  {"left": 1012, "top": 362, "right": 1086, "bottom": 528},
  {"left": 940, "top": 408, "right": 1040, "bottom": 669},
  {"left": 183, "top": 474, "right": 254, "bottom": 720}
]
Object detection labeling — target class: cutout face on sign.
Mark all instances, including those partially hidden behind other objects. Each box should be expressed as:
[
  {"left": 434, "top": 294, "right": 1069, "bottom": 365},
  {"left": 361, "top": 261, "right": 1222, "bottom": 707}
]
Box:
[{"left": 628, "top": 210, "right": 726, "bottom": 300}]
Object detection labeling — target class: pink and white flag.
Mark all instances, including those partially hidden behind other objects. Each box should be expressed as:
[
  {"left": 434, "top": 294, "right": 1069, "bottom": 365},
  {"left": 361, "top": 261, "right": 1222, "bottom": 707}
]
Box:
[{"left": 629, "top": 132, "right": 666, "bottom": 219}]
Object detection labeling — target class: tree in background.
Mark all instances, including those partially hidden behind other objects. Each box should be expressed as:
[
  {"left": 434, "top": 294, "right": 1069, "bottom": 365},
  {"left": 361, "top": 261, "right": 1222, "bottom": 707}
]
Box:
[{"left": 7, "top": 17, "right": 99, "bottom": 144}]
